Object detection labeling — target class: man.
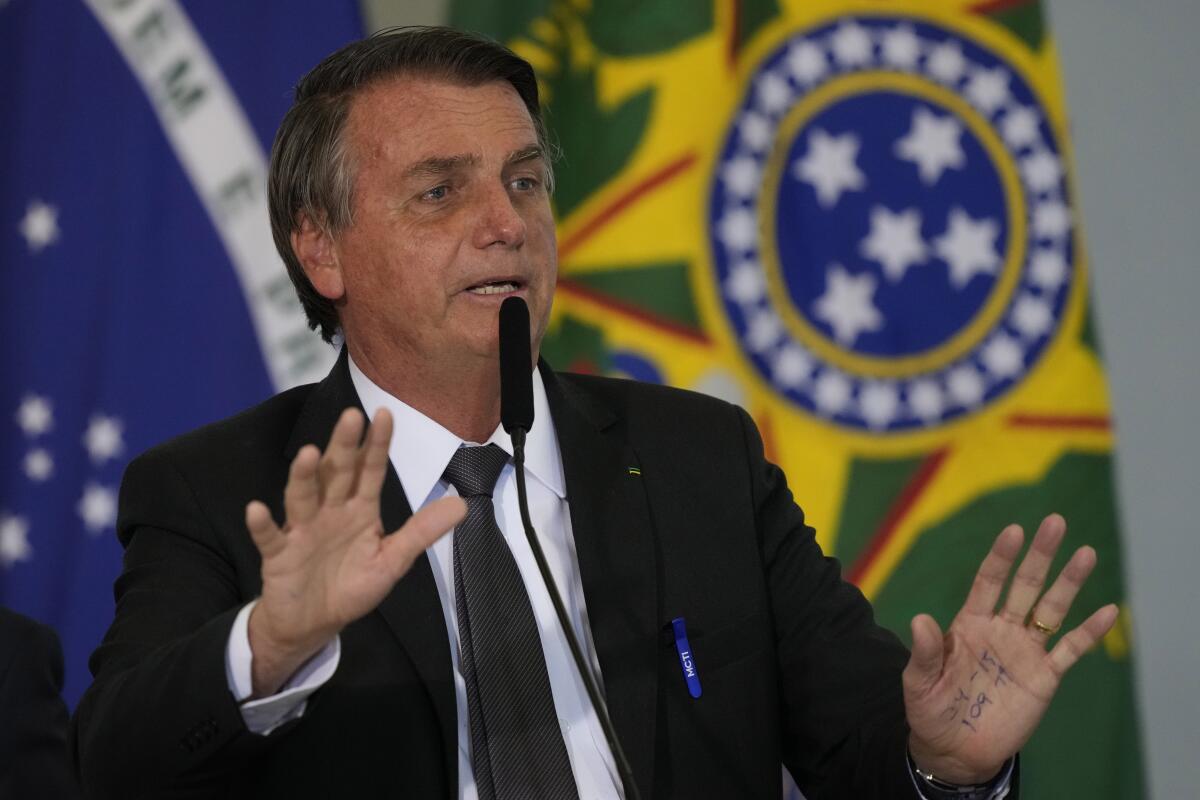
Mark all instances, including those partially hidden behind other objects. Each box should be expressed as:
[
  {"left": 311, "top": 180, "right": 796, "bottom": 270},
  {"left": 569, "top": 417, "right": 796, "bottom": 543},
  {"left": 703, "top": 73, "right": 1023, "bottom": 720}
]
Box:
[
  {"left": 73, "top": 27, "right": 1115, "bottom": 799},
  {"left": 0, "top": 607, "right": 79, "bottom": 798}
]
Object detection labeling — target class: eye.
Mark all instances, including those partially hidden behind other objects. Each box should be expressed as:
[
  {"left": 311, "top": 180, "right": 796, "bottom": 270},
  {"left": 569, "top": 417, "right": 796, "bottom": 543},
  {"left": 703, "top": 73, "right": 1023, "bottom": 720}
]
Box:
[
  {"left": 421, "top": 185, "right": 450, "bottom": 202},
  {"left": 510, "top": 176, "right": 539, "bottom": 192}
]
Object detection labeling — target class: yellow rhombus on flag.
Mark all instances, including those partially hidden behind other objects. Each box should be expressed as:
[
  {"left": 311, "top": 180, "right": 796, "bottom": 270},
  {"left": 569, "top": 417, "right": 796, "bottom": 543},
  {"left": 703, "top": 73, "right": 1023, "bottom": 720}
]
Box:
[{"left": 453, "top": 0, "right": 1145, "bottom": 796}]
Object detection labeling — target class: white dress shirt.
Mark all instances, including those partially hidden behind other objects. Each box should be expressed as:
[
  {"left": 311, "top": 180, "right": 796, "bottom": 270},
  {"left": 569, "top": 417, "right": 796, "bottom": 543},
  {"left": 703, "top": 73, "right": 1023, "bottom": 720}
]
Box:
[{"left": 225, "top": 356, "right": 622, "bottom": 799}]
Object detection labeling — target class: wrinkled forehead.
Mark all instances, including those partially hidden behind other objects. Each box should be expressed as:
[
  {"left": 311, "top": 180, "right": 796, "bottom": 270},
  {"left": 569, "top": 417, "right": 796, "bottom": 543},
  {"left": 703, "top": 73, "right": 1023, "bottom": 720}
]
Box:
[{"left": 344, "top": 75, "right": 538, "bottom": 167}]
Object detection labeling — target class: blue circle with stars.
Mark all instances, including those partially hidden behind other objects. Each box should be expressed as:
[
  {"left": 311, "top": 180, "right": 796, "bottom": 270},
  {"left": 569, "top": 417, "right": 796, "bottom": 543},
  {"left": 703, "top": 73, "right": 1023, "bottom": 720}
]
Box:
[
  {"left": 774, "top": 91, "right": 1007, "bottom": 357},
  {"left": 708, "top": 16, "right": 1077, "bottom": 432}
]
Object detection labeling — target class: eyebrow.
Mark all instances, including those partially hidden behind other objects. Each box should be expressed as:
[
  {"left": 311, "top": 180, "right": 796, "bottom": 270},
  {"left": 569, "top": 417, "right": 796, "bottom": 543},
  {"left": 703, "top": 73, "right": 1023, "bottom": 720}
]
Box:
[
  {"left": 506, "top": 145, "right": 545, "bottom": 167},
  {"left": 403, "top": 153, "right": 478, "bottom": 179},
  {"left": 402, "top": 146, "right": 545, "bottom": 179}
]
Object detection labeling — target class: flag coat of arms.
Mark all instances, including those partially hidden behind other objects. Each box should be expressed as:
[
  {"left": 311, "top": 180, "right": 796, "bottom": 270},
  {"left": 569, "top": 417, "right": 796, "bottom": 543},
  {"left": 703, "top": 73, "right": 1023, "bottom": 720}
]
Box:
[{"left": 452, "top": 0, "right": 1144, "bottom": 796}]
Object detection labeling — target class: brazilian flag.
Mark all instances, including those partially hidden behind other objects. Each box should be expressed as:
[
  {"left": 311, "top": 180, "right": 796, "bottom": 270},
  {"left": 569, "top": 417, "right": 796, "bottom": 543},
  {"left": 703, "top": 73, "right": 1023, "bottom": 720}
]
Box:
[{"left": 451, "top": 1, "right": 1145, "bottom": 796}]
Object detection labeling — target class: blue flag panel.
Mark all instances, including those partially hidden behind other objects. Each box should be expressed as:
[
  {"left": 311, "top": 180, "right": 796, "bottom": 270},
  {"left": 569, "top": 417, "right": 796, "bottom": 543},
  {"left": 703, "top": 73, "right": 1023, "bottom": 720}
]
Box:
[{"left": 0, "top": 0, "right": 363, "bottom": 707}]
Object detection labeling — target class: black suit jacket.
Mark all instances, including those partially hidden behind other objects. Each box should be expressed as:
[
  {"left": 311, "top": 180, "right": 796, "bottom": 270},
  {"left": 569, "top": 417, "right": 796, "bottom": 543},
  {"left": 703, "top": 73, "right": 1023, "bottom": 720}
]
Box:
[
  {"left": 73, "top": 350, "right": 931, "bottom": 799},
  {"left": 0, "top": 607, "right": 79, "bottom": 799}
]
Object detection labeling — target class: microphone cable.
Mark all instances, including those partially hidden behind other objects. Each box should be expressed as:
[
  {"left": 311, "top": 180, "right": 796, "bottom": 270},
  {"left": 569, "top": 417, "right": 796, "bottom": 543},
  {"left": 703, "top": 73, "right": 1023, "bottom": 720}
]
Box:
[{"left": 498, "top": 296, "right": 642, "bottom": 800}]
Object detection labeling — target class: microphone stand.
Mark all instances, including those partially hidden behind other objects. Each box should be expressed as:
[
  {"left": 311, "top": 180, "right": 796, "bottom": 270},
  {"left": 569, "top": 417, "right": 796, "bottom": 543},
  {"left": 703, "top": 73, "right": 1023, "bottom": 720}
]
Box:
[{"left": 509, "top": 426, "right": 642, "bottom": 800}]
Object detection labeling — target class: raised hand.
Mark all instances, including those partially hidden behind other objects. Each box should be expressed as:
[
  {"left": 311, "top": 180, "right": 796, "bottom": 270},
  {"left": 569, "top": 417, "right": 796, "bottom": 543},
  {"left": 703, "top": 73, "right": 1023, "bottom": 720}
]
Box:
[
  {"left": 243, "top": 407, "right": 466, "bottom": 697},
  {"left": 901, "top": 514, "right": 1118, "bottom": 785}
]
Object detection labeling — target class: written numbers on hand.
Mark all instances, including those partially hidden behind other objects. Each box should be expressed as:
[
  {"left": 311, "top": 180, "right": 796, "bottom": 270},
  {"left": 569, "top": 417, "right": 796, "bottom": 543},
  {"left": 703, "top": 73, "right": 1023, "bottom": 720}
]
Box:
[{"left": 945, "top": 649, "right": 1008, "bottom": 733}]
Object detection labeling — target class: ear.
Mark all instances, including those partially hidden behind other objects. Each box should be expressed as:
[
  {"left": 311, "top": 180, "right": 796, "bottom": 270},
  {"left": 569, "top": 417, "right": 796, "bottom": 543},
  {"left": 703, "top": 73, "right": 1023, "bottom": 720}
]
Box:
[{"left": 291, "top": 213, "right": 345, "bottom": 301}]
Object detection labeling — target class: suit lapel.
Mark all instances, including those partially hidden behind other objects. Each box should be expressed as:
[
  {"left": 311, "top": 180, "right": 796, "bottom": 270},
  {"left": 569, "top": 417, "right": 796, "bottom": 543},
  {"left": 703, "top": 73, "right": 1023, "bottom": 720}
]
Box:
[
  {"left": 543, "top": 364, "right": 659, "bottom": 799},
  {"left": 285, "top": 349, "right": 458, "bottom": 790}
]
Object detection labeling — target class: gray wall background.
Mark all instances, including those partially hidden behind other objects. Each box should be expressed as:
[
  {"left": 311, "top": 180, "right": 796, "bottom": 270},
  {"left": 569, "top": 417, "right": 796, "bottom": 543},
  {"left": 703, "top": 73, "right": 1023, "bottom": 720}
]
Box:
[
  {"left": 362, "top": 1, "right": 1200, "bottom": 795},
  {"left": 1047, "top": 2, "right": 1200, "bottom": 797}
]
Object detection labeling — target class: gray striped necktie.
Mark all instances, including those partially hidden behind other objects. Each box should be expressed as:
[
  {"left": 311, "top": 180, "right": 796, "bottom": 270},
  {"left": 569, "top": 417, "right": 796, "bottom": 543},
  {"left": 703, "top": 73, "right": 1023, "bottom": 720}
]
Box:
[{"left": 443, "top": 444, "right": 580, "bottom": 800}]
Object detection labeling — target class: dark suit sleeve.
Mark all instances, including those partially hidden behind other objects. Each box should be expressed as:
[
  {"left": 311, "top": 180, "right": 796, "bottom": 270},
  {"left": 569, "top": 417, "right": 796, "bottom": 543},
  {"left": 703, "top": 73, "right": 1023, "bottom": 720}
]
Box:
[
  {"left": 733, "top": 406, "right": 919, "bottom": 799},
  {"left": 0, "top": 610, "right": 79, "bottom": 799},
  {"left": 71, "top": 448, "right": 275, "bottom": 798}
]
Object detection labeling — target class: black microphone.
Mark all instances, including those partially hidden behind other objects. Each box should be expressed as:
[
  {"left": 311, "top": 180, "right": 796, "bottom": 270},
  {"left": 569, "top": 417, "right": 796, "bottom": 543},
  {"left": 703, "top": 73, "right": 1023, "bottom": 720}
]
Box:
[
  {"left": 497, "top": 297, "right": 641, "bottom": 800},
  {"left": 499, "top": 296, "right": 534, "bottom": 439}
]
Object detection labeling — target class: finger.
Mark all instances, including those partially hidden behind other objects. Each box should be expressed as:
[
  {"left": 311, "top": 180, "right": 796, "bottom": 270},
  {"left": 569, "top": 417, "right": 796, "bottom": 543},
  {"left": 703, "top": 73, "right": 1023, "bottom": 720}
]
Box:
[
  {"left": 320, "top": 408, "right": 365, "bottom": 504},
  {"left": 381, "top": 496, "right": 467, "bottom": 579},
  {"left": 961, "top": 524, "right": 1024, "bottom": 617},
  {"left": 1000, "top": 514, "right": 1067, "bottom": 624},
  {"left": 902, "top": 614, "right": 946, "bottom": 697},
  {"left": 284, "top": 445, "right": 321, "bottom": 525},
  {"left": 246, "top": 500, "right": 286, "bottom": 559},
  {"left": 357, "top": 408, "right": 394, "bottom": 504},
  {"left": 1028, "top": 545, "right": 1097, "bottom": 641},
  {"left": 1046, "top": 604, "right": 1119, "bottom": 678}
]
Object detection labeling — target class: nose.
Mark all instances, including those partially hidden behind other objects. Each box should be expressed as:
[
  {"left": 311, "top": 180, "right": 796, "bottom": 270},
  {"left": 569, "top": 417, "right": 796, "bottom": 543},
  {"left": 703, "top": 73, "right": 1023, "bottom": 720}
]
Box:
[{"left": 472, "top": 181, "right": 526, "bottom": 250}]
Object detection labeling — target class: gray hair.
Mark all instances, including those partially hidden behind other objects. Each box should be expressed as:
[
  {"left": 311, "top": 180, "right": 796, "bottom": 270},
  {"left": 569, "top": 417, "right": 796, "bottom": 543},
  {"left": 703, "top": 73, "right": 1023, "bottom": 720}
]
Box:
[{"left": 267, "top": 26, "right": 554, "bottom": 343}]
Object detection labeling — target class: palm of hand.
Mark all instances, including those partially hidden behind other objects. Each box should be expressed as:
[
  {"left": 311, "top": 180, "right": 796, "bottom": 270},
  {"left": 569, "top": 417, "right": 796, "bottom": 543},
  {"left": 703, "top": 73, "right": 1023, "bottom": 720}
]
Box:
[
  {"left": 902, "top": 515, "right": 1118, "bottom": 785},
  {"left": 260, "top": 488, "right": 392, "bottom": 644},
  {"left": 246, "top": 408, "right": 465, "bottom": 654}
]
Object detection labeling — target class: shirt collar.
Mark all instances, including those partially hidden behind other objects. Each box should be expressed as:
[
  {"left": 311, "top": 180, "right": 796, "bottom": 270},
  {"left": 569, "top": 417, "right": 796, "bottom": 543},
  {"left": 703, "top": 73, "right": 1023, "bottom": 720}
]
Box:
[{"left": 347, "top": 354, "right": 565, "bottom": 509}]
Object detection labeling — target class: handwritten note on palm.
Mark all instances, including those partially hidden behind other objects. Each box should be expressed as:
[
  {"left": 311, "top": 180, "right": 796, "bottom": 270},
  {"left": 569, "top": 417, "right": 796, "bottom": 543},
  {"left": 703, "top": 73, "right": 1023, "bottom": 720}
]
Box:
[{"left": 902, "top": 514, "right": 1119, "bottom": 785}]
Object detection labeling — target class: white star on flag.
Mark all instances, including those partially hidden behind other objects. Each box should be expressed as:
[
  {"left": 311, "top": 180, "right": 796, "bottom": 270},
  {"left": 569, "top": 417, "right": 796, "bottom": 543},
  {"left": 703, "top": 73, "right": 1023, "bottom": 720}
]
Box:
[
  {"left": 78, "top": 483, "right": 118, "bottom": 534},
  {"left": 927, "top": 41, "right": 967, "bottom": 83},
  {"left": 895, "top": 107, "right": 966, "bottom": 185},
  {"left": 19, "top": 199, "right": 61, "bottom": 252},
  {"left": 738, "top": 112, "right": 773, "bottom": 152},
  {"left": 860, "top": 206, "right": 928, "bottom": 282},
  {"left": 721, "top": 156, "right": 762, "bottom": 198},
  {"left": 947, "top": 365, "right": 986, "bottom": 408},
  {"left": 1034, "top": 200, "right": 1072, "bottom": 238},
  {"left": 725, "top": 261, "right": 766, "bottom": 304},
  {"left": 771, "top": 345, "right": 813, "bottom": 389},
  {"left": 860, "top": 382, "right": 900, "bottom": 429},
  {"left": 982, "top": 334, "right": 1024, "bottom": 379},
  {"left": 24, "top": 448, "right": 54, "bottom": 482},
  {"left": 717, "top": 208, "right": 758, "bottom": 251},
  {"left": 786, "top": 41, "right": 828, "bottom": 84},
  {"left": 756, "top": 72, "right": 793, "bottom": 114},
  {"left": 965, "top": 66, "right": 1011, "bottom": 114},
  {"left": 814, "top": 370, "right": 852, "bottom": 415},
  {"left": 746, "top": 310, "right": 784, "bottom": 352},
  {"left": 909, "top": 379, "right": 946, "bottom": 422},
  {"left": 1021, "top": 150, "right": 1063, "bottom": 193},
  {"left": 813, "top": 265, "right": 884, "bottom": 345},
  {"left": 793, "top": 129, "right": 867, "bottom": 208},
  {"left": 1030, "top": 249, "right": 1068, "bottom": 289},
  {"left": 16, "top": 394, "right": 53, "bottom": 437},
  {"left": 1001, "top": 106, "right": 1040, "bottom": 150},
  {"left": 880, "top": 25, "right": 922, "bottom": 70},
  {"left": 934, "top": 208, "right": 1001, "bottom": 288},
  {"left": 84, "top": 414, "right": 125, "bottom": 464},
  {"left": 1012, "top": 294, "right": 1054, "bottom": 339},
  {"left": 0, "top": 513, "right": 32, "bottom": 568},
  {"left": 830, "top": 21, "right": 873, "bottom": 67}
]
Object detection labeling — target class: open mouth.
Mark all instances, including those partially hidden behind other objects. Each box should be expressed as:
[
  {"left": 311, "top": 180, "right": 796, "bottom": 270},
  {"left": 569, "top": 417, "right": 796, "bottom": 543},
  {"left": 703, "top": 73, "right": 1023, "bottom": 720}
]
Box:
[{"left": 466, "top": 280, "right": 522, "bottom": 296}]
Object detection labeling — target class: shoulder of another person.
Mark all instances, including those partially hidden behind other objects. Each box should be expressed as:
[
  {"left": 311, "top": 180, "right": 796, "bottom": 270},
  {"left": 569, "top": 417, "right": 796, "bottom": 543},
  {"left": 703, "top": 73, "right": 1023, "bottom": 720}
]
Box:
[{"left": 0, "top": 608, "right": 61, "bottom": 679}]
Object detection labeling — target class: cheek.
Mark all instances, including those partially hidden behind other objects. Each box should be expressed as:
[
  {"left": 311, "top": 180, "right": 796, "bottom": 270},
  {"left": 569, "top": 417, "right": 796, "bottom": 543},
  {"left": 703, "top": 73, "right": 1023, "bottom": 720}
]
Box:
[{"left": 527, "top": 212, "right": 558, "bottom": 266}]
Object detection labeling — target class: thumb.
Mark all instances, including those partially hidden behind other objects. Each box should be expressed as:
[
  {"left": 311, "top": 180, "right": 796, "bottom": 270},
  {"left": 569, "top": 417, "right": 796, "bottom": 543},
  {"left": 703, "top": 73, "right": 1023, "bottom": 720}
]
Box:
[
  {"left": 381, "top": 495, "right": 467, "bottom": 578},
  {"left": 245, "top": 500, "right": 286, "bottom": 559},
  {"left": 903, "top": 613, "right": 946, "bottom": 696}
]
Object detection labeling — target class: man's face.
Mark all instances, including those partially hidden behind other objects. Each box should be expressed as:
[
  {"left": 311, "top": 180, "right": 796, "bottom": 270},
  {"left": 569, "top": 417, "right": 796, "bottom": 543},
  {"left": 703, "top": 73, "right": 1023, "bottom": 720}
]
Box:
[{"left": 315, "top": 76, "right": 557, "bottom": 368}]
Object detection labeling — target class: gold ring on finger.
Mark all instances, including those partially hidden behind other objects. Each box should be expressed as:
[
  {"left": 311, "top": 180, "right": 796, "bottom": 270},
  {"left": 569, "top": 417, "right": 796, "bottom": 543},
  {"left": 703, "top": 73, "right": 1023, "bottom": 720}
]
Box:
[{"left": 1030, "top": 618, "right": 1060, "bottom": 636}]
